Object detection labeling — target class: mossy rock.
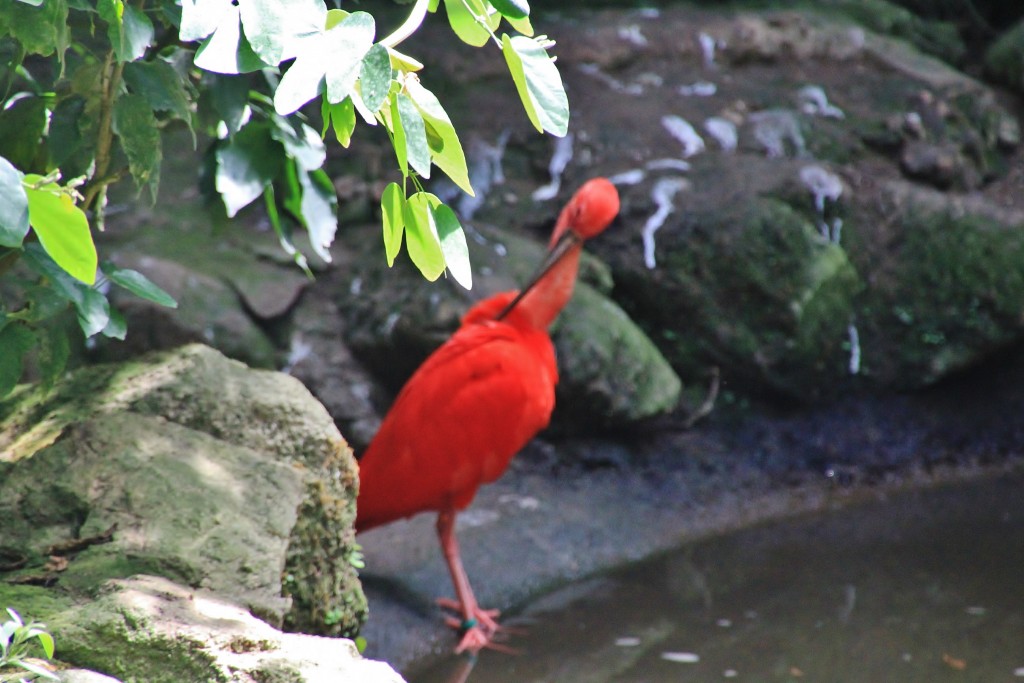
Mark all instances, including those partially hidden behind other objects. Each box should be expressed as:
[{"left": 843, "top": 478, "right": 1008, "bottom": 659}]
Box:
[
  {"left": 0, "top": 345, "right": 366, "bottom": 641},
  {"left": 553, "top": 284, "right": 682, "bottom": 427},
  {"left": 845, "top": 184, "right": 1024, "bottom": 387},
  {"left": 984, "top": 19, "right": 1024, "bottom": 96},
  {"left": 607, "top": 195, "right": 860, "bottom": 401},
  {"left": 9, "top": 576, "right": 402, "bottom": 683}
]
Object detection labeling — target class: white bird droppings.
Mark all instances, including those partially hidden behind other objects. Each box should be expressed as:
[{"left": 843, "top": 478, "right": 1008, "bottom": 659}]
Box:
[{"left": 661, "top": 651, "right": 700, "bottom": 664}]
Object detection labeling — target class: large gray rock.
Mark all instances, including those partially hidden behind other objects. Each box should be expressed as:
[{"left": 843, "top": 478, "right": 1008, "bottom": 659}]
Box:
[{"left": 0, "top": 345, "right": 368, "bottom": 679}]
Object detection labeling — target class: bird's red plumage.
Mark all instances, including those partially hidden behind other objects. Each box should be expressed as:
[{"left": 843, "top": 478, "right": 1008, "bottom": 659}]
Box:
[
  {"left": 353, "top": 178, "right": 620, "bottom": 652},
  {"left": 355, "top": 296, "right": 557, "bottom": 532}
]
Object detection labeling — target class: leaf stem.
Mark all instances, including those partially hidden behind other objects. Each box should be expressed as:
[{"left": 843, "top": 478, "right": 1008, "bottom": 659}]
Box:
[{"left": 380, "top": 0, "right": 431, "bottom": 48}]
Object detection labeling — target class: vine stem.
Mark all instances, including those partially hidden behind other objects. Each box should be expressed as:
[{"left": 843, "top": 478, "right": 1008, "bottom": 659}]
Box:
[
  {"left": 380, "top": 0, "right": 432, "bottom": 48},
  {"left": 83, "top": 51, "right": 124, "bottom": 216}
]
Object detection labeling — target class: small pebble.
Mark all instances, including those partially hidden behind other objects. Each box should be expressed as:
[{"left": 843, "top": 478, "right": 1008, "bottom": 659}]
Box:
[
  {"left": 1014, "top": 666, "right": 1024, "bottom": 677},
  {"left": 723, "top": 670, "right": 738, "bottom": 678},
  {"left": 716, "top": 618, "right": 732, "bottom": 628},
  {"left": 965, "top": 606, "right": 987, "bottom": 616},
  {"left": 615, "top": 637, "right": 641, "bottom": 647}
]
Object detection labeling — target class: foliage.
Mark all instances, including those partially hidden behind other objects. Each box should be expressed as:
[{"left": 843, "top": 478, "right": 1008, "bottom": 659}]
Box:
[
  {"left": 0, "top": 0, "right": 569, "bottom": 395},
  {"left": 0, "top": 608, "right": 58, "bottom": 682}
]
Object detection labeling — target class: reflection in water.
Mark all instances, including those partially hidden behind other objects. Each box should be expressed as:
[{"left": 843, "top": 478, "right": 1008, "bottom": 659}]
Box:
[{"left": 409, "top": 474, "right": 1024, "bottom": 683}]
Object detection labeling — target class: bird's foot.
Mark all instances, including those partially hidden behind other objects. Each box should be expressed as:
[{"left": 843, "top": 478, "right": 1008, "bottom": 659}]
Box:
[
  {"left": 437, "top": 598, "right": 500, "bottom": 634},
  {"left": 437, "top": 599, "right": 518, "bottom": 654}
]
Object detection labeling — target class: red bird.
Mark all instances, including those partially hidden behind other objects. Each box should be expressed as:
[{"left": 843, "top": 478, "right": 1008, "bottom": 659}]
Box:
[{"left": 356, "top": 178, "right": 621, "bottom": 653}]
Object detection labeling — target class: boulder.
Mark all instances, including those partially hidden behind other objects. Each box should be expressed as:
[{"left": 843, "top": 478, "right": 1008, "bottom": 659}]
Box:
[
  {"left": 0, "top": 345, "right": 368, "bottom": 679},
  {"left": 845, "top": 180, "right": 1024, "bottom": 388},
  {"left": 599, "top": 167, "right": 861, "bottom": 400},
  {"left": 1, "top": 578, "right": 403, "bottom": 683},
  {"left": 984, "top": 18, "right": 1024, "bottom": 97}
]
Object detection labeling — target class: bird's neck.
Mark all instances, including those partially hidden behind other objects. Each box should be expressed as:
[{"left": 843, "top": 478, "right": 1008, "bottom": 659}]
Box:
[{"left": 515, "top": 243, "right": 582, "bottom": 330}]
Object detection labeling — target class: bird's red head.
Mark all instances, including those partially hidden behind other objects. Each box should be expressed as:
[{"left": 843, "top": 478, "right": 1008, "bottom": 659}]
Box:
[{"left": 551, "top": 177, "right": 620, "bottom": 245}]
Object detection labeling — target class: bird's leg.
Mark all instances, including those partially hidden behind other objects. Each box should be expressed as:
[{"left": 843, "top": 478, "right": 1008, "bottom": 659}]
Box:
[{"left": 436, "top": 510, "right": 501, "bottom": 653}]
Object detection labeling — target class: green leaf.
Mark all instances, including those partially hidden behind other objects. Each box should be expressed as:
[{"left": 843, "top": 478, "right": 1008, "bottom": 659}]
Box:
[
  {"left": 238, "top": 0, "right": 325, "bottom": 66},
  {"left": 507, "top": 13, "right": 534, "bottom": 36},
  {"left": 101, "top": 263, "right": 178, "bottom": 308},
  {"left": 274, "top": 9, "right": 374, "bottom": 115},
  {"left": 77, "top": 287, "right": 111, "bottom": 338},
  {"left": 397, "top": 92, "right": 431, "bottom": 178},
  {"left": 123, "top": 59, "right": 194, "bottom": 131},
  {"left": 359, "top": 43, "right": 392, "bottom": 112},
  {"left": 179, "top": 0, "right": 231, "bottom": 42},
  {"left": 324, "top": 11, "right": 376, "bottom": 103},
  {"left": 33, "top": 628, "right": 55, "bottom": 660},
  {"left": 270, "top": 118, "right": 326, "bottom": 172},
  {"left": 388, "top": 92, "right": 409, "bottom": 179},
  {"left": 15, "top": 658, "right": 61, "bottom": 681},
  {"left": 112, "top": 93, "right": 162, "bottom": 198},
  {"left": 297, "top": 168, "right": 337, "bottom": 263},
  {"left": 0, "top": 324, "right": 34, "bottom": 396},
  {"left": 0, "top": 156, "right": 29, "bottom": 247},
  {"left": 20, "top": 244, "right": 109, "bottom": 339},
  {"left": 501, "top": 33, "right": 569, "bottom": 136},
  {"left": 48, "top": 95, "right": 88, "bottom": 168},
  {"left": 404, "top": 78, "right": 473, "bottom": 195},
  {"left": 101, "top": 306, "right": 127, "bottom": 339},
  {"left": 99, "top": 0, "right": 154, "bottom": 63},
  {"left": 204, "top": 73, "right": 250, "bottom": 136},
  {"left": 0, "top": 95, "right": 47, "bottom": 169},
  {"left": 380, "top": 181, "right": 404, "bottom": 267},
  {"left": 431, "top": 201, "right": 472, "bottom": 289},
  {"left": 23, "top": 285, "right": 71, "bottom": 322},
  {"left": 24, "top": 176, "right": 97, "bottom": 285},
  {"left": 288, "top": 165, "right": 335, "bottom": 264},
  {"left": 322, "top": 97, "right": 356, "bottom": 147},
  {"left": 403, "top": 192, "right": 445, "bottom": 281},
  {"left": 443, "top": 0, "right": 492, "bottom": 47},
  {"left": 193, "top": 4, "right": 268, "bottom": 75},
  {"left": 273, "top": 46, "right": 327, "bottom": 117},
  {"left": 0, "top": 0, "right": 69, "bottom": 58},
  {"left": 215, "top": 121, "right": 284, "bottom": 216},
  {"left": 36, "top": 324, "right": 69, "bottom": 388},
  {"left": 489, "top": 0, "right": 529, "bottom": 19},
  {"left": 21, "top": 242, "right": 84, "bottom": 303},
  {"left": 264, "top": 183, "right": 311, "bottom": 275}
]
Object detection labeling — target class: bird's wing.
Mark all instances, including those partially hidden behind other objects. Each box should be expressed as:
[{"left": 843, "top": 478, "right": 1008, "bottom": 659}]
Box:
[{"left": 356, "top": 322, "right": 556, "bottom": 531}]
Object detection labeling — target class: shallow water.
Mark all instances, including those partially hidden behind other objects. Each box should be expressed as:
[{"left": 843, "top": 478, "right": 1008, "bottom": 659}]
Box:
[{"left": 408, "top": 473, "right": 1024, "bottom": 683}]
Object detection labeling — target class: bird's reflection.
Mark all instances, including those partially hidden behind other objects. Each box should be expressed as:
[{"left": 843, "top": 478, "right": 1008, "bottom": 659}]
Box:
[{"left": 439, "top": 653, "right": 477, "bottom": 683}]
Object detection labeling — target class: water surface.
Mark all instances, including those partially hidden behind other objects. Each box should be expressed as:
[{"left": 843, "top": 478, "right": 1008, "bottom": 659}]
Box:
[{"left": 410, "top": 474, "right": 1024, "bottom": 682}]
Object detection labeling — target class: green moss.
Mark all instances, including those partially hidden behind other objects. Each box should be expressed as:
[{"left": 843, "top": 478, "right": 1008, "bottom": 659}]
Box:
[
  {"left": 635, "top": 197, "right": 860, "bottom": 399},
  {"left": 251, "top": 661, "right": 306, "bottom": 683},
  {"left": 826, "top": 0, "right": 965, "bottom": 64},
  {"left": 52, "top": 604, "right": 226, "bottom": 683},
  {"left": 554, "top": 284, "right": 682, "bottom": 425},
  {"left": 858, "top": 209, "right": 1024, "bottom": 386},
  {"left": 0, "top": 585, "right": 75, "bottom": 624},
  {"left": 984, "top": 19, "right": 1024, "bottom": 93},
  {"left": 281, "top": 442, "right": 367, "bottom": 638}
]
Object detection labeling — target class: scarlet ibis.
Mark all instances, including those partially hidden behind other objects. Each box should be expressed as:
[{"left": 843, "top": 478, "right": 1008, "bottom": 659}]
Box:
[{"left": 356, "top": 178, "right": 621, "bottom": 653}]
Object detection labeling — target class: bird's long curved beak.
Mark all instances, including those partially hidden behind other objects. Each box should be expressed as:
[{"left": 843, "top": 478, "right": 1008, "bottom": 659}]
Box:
[{"left": 494, "top": 229, "right": 583, "bottom": 321}]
